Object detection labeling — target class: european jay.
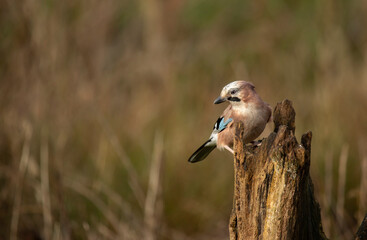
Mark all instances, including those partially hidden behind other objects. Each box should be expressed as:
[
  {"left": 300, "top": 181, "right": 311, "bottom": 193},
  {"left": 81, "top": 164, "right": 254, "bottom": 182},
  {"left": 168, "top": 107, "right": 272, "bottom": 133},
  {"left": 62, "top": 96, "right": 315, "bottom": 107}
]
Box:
[{"left": 188, "top": 81, "right": 272, "bottom": 163}]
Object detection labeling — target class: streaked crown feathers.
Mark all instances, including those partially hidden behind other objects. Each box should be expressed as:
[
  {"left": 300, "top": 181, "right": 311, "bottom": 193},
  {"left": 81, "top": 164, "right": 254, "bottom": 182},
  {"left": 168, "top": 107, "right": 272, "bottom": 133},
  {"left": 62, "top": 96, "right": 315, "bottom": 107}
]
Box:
[{"left": 220, "top": 81, "right": 256, "bottom": 101}]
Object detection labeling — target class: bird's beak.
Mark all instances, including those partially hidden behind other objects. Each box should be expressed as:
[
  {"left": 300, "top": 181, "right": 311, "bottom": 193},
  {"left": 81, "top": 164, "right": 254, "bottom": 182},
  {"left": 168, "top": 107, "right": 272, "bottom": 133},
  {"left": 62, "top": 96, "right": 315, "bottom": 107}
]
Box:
[{"left": 214, "top": 96, "right": 226, "bottom": 104}]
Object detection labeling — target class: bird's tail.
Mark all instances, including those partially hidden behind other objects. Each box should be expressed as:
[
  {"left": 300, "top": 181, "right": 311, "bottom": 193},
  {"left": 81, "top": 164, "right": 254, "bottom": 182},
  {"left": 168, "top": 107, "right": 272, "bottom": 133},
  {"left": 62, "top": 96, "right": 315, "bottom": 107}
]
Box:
[{"left": 188, "top": 139, "right": 216, "bottom": 163}]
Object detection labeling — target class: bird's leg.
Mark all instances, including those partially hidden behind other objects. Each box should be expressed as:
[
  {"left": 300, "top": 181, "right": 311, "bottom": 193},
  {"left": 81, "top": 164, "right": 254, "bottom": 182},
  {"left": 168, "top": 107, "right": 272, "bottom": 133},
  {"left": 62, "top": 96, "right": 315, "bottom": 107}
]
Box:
[{"left": 224, "top": 145, "right": 234, "bottom": 155}]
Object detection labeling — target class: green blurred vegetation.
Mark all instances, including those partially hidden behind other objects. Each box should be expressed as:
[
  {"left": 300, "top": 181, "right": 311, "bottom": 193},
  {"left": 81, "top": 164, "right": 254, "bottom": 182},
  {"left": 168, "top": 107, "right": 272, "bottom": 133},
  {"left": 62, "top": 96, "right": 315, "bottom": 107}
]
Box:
[{"left": 1, "top": 0, "right": 367, "bottom": 239}]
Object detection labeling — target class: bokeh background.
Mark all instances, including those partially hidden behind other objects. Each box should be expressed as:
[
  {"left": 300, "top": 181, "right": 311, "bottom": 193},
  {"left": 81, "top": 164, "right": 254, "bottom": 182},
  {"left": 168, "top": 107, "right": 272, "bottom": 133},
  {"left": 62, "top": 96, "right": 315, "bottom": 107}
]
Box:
[{"left": 1, "top": 0, "right": 367, "bottom": 239}]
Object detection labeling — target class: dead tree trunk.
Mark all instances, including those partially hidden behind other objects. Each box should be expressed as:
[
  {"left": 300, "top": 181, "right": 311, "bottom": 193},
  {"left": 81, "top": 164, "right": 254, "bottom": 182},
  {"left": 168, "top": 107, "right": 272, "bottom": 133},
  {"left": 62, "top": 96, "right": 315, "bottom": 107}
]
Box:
[
  {"left": 229, "top": 99, "right": 327, "bottom": 240},
  {"left": 356, "top": 214, "right": 367, "bottom": 240}
]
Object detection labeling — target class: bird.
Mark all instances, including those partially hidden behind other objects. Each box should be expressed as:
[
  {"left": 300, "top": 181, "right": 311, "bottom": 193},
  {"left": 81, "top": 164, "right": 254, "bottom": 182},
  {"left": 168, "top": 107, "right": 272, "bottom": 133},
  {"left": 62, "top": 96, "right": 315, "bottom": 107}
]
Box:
[{"left": 188, "top": 81, "right": 272, "bottom": 163}]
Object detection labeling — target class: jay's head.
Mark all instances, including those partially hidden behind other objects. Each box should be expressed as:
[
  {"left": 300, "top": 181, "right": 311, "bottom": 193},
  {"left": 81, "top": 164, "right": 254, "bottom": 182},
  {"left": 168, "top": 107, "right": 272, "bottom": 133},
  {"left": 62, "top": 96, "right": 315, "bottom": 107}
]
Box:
[{"left": 214, "top": 81, "right": 256, "bottom": 105}]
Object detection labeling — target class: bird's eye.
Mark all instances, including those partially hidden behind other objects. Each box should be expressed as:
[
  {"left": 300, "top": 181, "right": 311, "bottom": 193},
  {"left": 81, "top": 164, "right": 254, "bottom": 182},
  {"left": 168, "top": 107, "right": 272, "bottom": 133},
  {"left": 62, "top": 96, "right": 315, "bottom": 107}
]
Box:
[{"left": 230, "top": 89, "right": 237, "bottom": 95}]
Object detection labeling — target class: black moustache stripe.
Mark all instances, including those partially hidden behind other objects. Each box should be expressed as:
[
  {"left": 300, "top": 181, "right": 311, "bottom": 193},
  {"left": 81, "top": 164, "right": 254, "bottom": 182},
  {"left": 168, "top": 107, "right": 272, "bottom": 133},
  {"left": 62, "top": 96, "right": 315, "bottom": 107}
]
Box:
[{"left": 228, "top": 97, "right": 241, "bottom": 102}]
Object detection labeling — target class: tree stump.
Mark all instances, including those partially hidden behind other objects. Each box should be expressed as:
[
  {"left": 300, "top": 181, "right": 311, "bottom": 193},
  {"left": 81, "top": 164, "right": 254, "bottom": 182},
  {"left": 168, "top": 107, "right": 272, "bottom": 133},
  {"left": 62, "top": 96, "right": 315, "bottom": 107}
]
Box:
[
  {"left": 356, "top": 214, "right": 367, "bottom": 240},
  {"left": 229, "top": 99, "right": 327, "bottom": 240}
]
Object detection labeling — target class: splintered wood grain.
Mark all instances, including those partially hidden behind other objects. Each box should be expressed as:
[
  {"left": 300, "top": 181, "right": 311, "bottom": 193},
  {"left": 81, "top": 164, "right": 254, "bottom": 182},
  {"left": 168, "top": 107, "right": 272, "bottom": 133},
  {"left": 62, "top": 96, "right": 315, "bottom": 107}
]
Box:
[{"left": 230, "top": 100, "right": 327, "bottom": 240}]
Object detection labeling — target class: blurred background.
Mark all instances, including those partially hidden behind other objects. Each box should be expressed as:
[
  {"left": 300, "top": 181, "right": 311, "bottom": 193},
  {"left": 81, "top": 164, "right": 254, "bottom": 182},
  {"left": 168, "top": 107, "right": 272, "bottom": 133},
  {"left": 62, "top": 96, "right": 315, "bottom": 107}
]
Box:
[{"left": 1, "top": 0, "right": 367, "bottom": 239}]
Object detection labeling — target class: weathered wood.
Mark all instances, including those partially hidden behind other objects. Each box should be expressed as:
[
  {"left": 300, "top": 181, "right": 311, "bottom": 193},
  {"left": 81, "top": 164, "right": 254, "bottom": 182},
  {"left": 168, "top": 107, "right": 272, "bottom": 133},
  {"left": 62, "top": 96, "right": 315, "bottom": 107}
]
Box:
[
  {"left": 356, "top": 214, "right": 367, "bottom": 240},
  {"left": 229, "top": 99, "right": 327, "bottom": 240}
]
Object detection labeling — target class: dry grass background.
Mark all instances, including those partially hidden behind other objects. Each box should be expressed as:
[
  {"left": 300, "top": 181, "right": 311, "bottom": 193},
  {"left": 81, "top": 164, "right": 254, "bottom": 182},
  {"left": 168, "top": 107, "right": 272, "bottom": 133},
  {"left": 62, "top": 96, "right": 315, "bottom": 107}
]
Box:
[{"left": 1, "top": 0, "right": 367, "bottom": 239}]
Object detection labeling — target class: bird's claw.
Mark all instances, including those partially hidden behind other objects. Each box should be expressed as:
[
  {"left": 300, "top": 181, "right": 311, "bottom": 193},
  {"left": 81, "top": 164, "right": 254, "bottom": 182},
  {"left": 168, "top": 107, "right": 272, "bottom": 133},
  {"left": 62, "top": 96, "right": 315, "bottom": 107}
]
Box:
[{"left": 251, "top": 139, "right": 263, "bottom": 147}]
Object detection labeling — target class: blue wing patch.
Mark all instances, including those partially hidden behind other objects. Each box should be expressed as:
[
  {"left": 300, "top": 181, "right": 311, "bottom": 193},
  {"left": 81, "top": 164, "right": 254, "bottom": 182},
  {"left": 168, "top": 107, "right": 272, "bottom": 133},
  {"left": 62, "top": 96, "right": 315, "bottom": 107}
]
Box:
[
  {"left": 213, "top": 117, "right": 233, "bottom": 132},
  {"left": 219, "top": 118, "right": 233, "bottom": 132}
]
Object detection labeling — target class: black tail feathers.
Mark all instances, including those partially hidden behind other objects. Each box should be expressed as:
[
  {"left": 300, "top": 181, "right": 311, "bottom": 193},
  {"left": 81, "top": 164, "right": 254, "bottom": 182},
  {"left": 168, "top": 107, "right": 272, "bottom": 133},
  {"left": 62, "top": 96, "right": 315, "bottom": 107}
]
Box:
[{"left": 188, "top": 139, "right": 216, "bottom": 163}]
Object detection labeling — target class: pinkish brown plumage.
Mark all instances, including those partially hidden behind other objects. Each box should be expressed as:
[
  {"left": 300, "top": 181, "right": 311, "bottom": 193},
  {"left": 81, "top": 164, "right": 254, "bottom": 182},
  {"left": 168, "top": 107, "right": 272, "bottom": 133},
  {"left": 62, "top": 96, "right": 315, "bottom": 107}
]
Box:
[{"left": 188, "top": 81, "right": 272, "bottom": 163}]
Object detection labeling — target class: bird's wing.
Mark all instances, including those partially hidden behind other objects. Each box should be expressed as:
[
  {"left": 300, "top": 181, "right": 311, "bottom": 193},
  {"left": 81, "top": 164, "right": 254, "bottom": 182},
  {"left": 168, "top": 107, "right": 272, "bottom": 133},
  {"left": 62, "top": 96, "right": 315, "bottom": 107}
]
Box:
[
  {"left": 188, "top": 117, "right": 233, "bottom": 163},
  {"left": 213, "top": 117, "right": 233, "bottom": 133}
]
